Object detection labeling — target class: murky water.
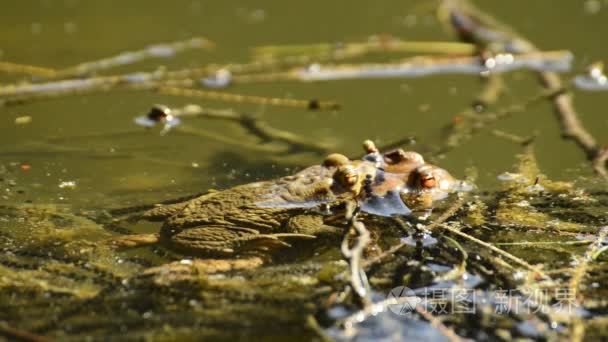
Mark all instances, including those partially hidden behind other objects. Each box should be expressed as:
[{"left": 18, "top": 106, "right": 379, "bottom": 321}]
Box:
[{"left": 1, "top": 0, "right": 608, "bottom": 340}]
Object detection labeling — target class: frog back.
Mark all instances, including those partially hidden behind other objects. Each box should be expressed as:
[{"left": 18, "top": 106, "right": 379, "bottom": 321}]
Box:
[{"left": 162, "top": 181, "right": 297, "bottom": 234}]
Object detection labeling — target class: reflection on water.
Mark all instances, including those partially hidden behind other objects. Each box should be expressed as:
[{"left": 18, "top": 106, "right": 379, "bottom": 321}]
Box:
[{"left": 295, "top": 51, "right": 573, "bottom": 81}]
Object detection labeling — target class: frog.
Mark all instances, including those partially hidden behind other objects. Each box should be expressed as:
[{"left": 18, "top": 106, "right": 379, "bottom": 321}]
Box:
[
  {"left": 107, "top": 140, "right": 468, "bottom": 272},
  {"left": 359, "top": 140, "right": 472, "bottom": 216}
]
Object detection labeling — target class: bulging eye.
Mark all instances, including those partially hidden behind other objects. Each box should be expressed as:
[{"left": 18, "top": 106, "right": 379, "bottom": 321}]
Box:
[
  {"left": 335, "top": 165, "right": 359, "bottom": 187},
  {"left": 421, "top": 175, "right": 436, "bottom": 189}
]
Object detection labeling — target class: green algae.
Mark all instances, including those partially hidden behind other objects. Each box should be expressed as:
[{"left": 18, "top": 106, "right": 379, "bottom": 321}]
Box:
[
  {"left": 1, "top": 143, "right": 607, "bottom": 341},
  {"left": 494, "top": 145, "right": 600, "bottom": 234}
]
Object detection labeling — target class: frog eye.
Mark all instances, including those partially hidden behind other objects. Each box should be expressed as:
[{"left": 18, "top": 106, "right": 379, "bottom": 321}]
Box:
[
  {"left": 420, "top": 174, "right": 436, "bottom": 189},
  {"left": 337, "top": 165, "right": 359, "bottom": 186},
  {"left": 384, "top": 150, "right": 425, "bottom": 165}
]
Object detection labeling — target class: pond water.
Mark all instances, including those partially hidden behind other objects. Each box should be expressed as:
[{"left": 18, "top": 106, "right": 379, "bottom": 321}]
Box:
[{"left": 1, "top": 0, "right": 607, "bottom": 341}]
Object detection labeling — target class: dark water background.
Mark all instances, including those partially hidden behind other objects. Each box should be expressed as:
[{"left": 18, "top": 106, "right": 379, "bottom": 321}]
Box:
[{"left": 1, "top": 0, "right": 607, "bottom": 209}]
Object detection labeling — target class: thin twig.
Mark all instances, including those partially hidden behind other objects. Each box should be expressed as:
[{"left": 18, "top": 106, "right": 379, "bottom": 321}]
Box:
[
  {"left": 51, "top": 37, "right": 213, "bottom": 79},
  {"left": 591, "top": 147, "right": 608, "bottom": 180},
  {"left": 253, "top": 37, "right": 475, "bottom": 59},
  {"left": 362, "top": 195, "right": 467, "bottom": 270},
  {"left": 0, "top": 322, "right": 54, "bottom": 342},
  {"left": 491, "top": 129, "right": 536, "bottom": 146},
  {"left": 443, "top": 0, "right": 608, "bottom": 180},
  {"left": 539, "top": 72, "right": 607, "bottom": 180},
  {"left": 164, "top": 104, "right": 333, "bottom": 154},
  {"left": 437, "top": 222, "right": 549, "bottom": 279},
  {"left": 435, "top": 91, "right": 546, "bottom": 157},
  {"left": 568, "top": 226, "right": 608, "bottom": 302},
  {"left": 157, "top": 86, "right": 341, "bottom": 111},
  {"left": 173, "top": 125, "right": 285, "bottom": 154},
  {"left": 0, "top": 61, "right": 57, "bottom": 78},
  {"left": 360, "top": 161, "right": 547, "bottom": 278},
  {"left": 305, "top": 315, "right": 334, "bottom": 342},
  {"left": 236, "top": 50, "right": 571, "bottom": 83},
  {"left": 341, "top": 205, "right": 372, "bottom": 305},
  {"left": 495, "top": 240, "right": 592, "bottom": 247},
  {"left": 567, "top": 226, "right": 608, "bottom": 342}
]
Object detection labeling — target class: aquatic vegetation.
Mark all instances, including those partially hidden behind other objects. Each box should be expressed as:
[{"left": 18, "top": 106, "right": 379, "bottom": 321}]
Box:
[{"left": 494, "top": 145, "right": 598, "bottom": 233}]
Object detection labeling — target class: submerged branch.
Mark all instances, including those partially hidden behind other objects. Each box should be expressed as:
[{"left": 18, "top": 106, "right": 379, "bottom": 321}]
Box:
[
  {"left": 159, "top": 104, "right": 333, "bottom": 154},
  {"left": 253, "top": 37, "right": 475, "bottom": 60},
  {"left": 539, "top": 72, "right": 608, "bottom": 181},
  {"left": 0, "top": 322, "right": 54, "bottom": 342},
  {"left": 442, "top": 0, "right": 608, "bottom": 180},
  {"left": 51, "top": 37, "right": 214, "bottom": 79},
  {"left": 0, "top": 61, "right": 57, "bottom": 78},
  {"left": 232, "top": 50, "right": 571, "bottom": 84},
  {"left": 157, "top": 86, "right": 341, "bottom": 111}
]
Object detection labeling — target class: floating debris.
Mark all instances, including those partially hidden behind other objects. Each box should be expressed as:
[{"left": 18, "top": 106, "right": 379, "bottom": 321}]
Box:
[
  {"left": 14, "top": 115, "right": 32, "bottom": 125},
  {"left": 134, "top": 104, "right": 182, "bottom": 134},
  {"left": 201, "top": 68, "right": 232, "bottom": 88},
  {"left": 574, "top": 61, "right": 608, "bottom": 91},
  {"left": 400, "top": 233, "right": 439, "bottom": 247},
  {"left": 497, "top": 172, "right": 529, "bottom": 183},
  {"left": 524, "top": 183, "right": 545, "bottom": 193},
  {"left": 58, "top": 181, "right": 77, "bottom": 189},
  {"left": 288, "top": 51, "right": 572, "bottom": 82}
]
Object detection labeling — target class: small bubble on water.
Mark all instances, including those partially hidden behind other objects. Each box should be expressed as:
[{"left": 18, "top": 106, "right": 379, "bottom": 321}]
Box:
[{"left": 58, "top": 181, "right": 77, "bottom": 189}]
